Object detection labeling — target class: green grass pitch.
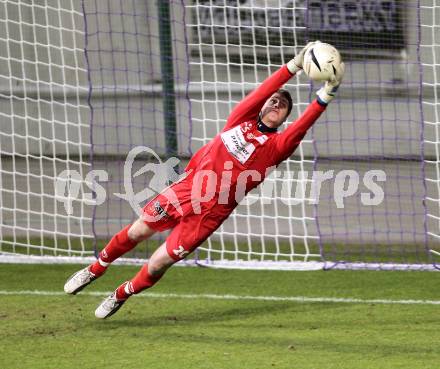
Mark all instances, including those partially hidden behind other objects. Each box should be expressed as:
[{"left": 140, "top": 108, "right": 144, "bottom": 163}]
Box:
[{"left": 0, "top": 263, "right": 439, "bottom": 369}]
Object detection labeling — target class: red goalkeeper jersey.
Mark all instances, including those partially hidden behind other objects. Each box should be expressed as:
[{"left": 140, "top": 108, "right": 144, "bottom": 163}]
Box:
[
  {"left": 143, "top": 64, "right": 327, "bottom": 259},
  {"left": 184, "top": 64, "right": 326, "bottom": 211}
]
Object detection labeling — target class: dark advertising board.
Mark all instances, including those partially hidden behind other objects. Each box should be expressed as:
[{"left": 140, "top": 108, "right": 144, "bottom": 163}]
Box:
[{"left": 192, "top": 0, "right": 405, "bottom": 54}]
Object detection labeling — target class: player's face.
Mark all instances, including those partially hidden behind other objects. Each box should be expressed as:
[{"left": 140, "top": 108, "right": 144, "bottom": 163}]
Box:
[{"left": 260, "top": 93, "right": 289, "bottom": 128}]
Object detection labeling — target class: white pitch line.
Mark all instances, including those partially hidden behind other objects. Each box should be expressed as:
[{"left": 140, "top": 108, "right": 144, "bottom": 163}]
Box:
[{"left": 0, "top": 290, "right": 439, "bottom": 305}]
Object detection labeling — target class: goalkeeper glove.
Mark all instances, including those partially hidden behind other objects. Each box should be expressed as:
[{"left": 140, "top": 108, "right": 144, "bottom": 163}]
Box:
[
  {"left": 287, "top": 40, "right": 321, "bottom": 74},
  {"left": 316, "top": 62, "right": 345, "bottom": 105}
]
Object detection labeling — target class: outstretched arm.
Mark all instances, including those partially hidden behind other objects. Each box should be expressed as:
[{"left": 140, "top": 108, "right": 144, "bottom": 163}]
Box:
[
  {"left": 223, "top": 42, "right": 318, "bottom": 131},
  {"left": 273, "top": 61, "right": 345, "bottom": 163},
  {"left": 272, "top": 99, "right": 326, "bottom": 162}
]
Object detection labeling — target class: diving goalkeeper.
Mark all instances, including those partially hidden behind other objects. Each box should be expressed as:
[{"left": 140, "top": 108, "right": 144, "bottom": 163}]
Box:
[{"left": 64, "top": 41, "right": 345, "bottom": 319}]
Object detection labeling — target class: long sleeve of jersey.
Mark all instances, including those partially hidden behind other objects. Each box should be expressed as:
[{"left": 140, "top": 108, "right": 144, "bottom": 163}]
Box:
[
  {"left": 272, "top": 99, "right": 326, "bottom": 163},
  {"left": 223, "top": 65, "right": 294, "bottom": 131}
]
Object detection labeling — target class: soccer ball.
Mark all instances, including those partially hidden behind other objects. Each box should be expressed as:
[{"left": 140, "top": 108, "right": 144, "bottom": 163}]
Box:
[{"left": 303, "top": 43, "right": 342, "bottom": 82}]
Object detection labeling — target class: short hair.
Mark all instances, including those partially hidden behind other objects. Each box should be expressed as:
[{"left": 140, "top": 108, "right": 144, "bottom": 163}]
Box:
[{"left": 276, "top": 88, "right": 293, "bottom": 118}]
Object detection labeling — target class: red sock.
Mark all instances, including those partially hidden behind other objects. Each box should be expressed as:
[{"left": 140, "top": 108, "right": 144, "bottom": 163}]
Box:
[
  {"left": 88, "top": 260, "right": 107, "bottom": 277},
  {"left": 115, "top": 264, "right": 163, "bottom": 300},
  {"left": 89, "top": 225, "right": 138, "bottom": 276}
]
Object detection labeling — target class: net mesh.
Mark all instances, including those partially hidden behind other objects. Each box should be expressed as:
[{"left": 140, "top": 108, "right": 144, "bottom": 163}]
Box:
[
  {"left": 421, "top": 0, "right": 440, "bottom": 264},
  {"left": 186, "top": 0, "right": 439, "bottom": 269},
  {"left": 1, "top": 0, "right": 439, "bottom": 269},
  {"left": 84, "top": 0, "right": 192, "bottom": 257},
  {"left": 0, "top": 0, "right": 92, "bottom": 257},
  {"left": 310, "top": 2, "right": 428, "bottom": 268},
  {"left": 187, "top": 1, "right": 319, "bottom": 265}
]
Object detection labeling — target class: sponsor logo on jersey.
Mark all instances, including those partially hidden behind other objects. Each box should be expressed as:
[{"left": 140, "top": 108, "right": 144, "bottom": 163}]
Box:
[
  {"left": 255, "top": 135, "right": 268, "bottom": 145},
  {"left": 153, "top": 201, "right": 169, "bottom": 219},
  {"left": 221, "top": 123, "right": 268, "bottom": 164},
  {"left": 241, "top": 121, "right": 253, "bottom": 133},
  {"left": 221, "top": 125, "right": 256, "bottom": 164}
]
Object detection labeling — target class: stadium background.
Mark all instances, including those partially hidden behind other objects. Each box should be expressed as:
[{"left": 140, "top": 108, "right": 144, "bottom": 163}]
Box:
[
  {"left": 2, "top": 3, "right": 440, "bottom": 368},
  {"left": 0, "top": 0, "right": 439, "bottom": 268}
]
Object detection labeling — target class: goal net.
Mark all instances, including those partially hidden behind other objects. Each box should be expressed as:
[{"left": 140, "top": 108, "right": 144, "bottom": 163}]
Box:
[
  {"left": 0, "top": 0, "right": 93, "bottom": 261},
  {"left": 1, "top": 0, "right": 439, "bottom": 270},
  {"left": 0, "top": 0, "right": 192, "bottom": 264},
  {"left": 186, "top": 0, "right": 440, "bottom": 270}
]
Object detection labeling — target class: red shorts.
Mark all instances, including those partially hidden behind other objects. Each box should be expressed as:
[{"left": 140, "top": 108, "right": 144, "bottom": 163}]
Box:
[{"left": 142, "top": 179, "right": 231, "bottom": 261}]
